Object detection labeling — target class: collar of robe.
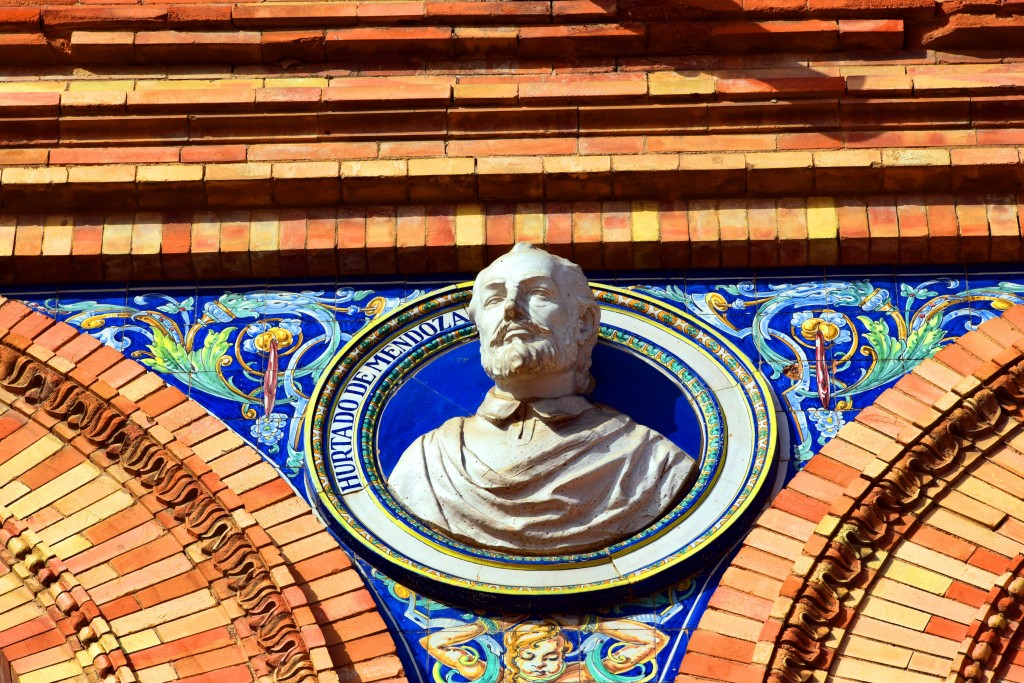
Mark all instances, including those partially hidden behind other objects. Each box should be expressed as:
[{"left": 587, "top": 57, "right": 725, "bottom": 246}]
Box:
[{"left": 476, "top": 388, "right": 593, "bottom": 425}]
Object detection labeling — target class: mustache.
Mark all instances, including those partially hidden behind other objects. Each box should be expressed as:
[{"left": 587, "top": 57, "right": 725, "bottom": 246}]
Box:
[{"left": 491, "top": 319, "right": 551, "bottom": 347}]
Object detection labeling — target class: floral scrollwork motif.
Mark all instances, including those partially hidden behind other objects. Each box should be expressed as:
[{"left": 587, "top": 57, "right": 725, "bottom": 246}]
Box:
[
  {"left": 0, "top": 343, "right": 318, "bottom": 683},
  {"left": 765, "top": 369, "right": 1020, "bottom": 683}
]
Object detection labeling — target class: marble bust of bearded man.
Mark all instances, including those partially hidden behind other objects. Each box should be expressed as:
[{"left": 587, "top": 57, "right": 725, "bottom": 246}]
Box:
[{"left": 387, "top": 243, "right": 697, "bottom": 555}]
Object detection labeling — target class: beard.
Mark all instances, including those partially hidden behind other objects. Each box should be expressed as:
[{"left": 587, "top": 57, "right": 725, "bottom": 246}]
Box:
[{"left": 480, "top": 321, "right": 578, "bottom": 383}]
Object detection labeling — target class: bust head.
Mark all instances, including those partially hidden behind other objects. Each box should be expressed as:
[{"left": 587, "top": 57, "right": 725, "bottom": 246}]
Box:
[{"left": 466, "top": 243, "right": 600, "bottom": 398}]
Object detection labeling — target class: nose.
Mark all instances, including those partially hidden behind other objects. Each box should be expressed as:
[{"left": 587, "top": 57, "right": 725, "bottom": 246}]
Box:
[{"left": 502, "top": 292, "right": 524, "bottom": 320}]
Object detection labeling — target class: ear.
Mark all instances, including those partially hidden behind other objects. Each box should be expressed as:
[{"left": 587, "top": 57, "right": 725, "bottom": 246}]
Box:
[{"left": 578, "top": 305, "right": 599, "bottom": 341}]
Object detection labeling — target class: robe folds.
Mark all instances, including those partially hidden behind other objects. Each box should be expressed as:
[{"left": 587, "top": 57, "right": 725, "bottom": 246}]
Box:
[{"left": 387, "top": 390, "right": 697, "bottom": 555}]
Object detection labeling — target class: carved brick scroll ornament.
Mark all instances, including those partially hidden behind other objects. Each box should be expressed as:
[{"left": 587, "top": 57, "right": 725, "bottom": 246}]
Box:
[
  {"left": 765, "top": 375, "right": 1016, "bottom": 683},
  {"left": 949, "top": 555, "right": 1024, "bottom": 682},
  {"left": 0, "top": 343, "right": 318, "bottom": 683}
]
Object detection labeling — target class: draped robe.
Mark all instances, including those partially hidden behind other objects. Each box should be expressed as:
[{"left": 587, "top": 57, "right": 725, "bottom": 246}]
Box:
[{"left": 387, "top": 390, "right": 696, "bottom": 555}]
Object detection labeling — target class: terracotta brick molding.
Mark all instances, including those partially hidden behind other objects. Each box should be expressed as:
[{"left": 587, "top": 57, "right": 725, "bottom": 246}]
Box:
[
  {"left": 0, "top": 195, "right": 1021, "bottom": 284},
  {"left": 677, "top": 305, "right": 1024, "bottom": 683},
  {"left": 0, "top": 297, "right": 401, "bottom": 683}
]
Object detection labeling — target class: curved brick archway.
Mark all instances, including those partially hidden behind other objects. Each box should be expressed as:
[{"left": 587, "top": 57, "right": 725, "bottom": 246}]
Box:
[
  {"left": 677, "top": 305, "right": 1024, "bottom": 683},
  {"left": 0, "top": 297, "right": 403, "bottom": 683}
]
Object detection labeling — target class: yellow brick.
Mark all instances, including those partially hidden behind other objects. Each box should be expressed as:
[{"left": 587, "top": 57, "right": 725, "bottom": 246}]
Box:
[
  {"left": 9, "top": 460, "right": 100, "bottom": 517},
  {"left": 838, "top": 65, "right": 908, "bottom": 76},
  {"left": 264, "top": 77, "right": 328, "bottom": 88},
  {"left": 455, "top": 204, "right": 485, "bottom": 246},
  {"left": 41, "top": 215, "right": 73, "bottom": 256},
  {"left": 0, "top": 481, "right": 26, "bottom": 507},
  {"left": 205, "top": 163, "right": 271, "bottom": 181},
  {"left": 250, "top": 211, "right": 280, "bottom": 253},
  {"left": 514, "top": 206, "right": 544, "bottom": 243},
  {"left": 961, "top": 476, "right": 1024, "bottom": 521},
  {"left": 405, "top": 156, "right": 473, "bottom": 178},
  {"left": 137, "top": 165, "right": 204, "bottom": 183},
  {"left": 0, "top": 572, "right": 21, "bottom": 597},
  {"left": 746, "top": 151, "right": 813, "bottom": 169},
  {"left": 272, "top": 161, "right": 339, "bottom": 179},
  {"left": 102, "top": 219, "right": 132, "bottom": 255},
  {"left": 648, "top": 72, "right": 715, "bottom": 97},
  {"left": 631, "top": 201, "right": 660, "bottom": 242},
  {"left": 812, "top": 515, "right": 839, "bottom": 538},
  {"left": 137, "top": 78, "right": 262, "bottom": 90},
  {"left": 874, "top": 579, "right": 974, "bottom": 627},
  {"left": 813, "top": 149, "right": 881, "bottom": 168},
  {"left": 17, "top": 660, "right": 84, "bottom": 683},
  {"left": 133, "top": 216, "right": 162, "bottom": 256},
  {"left": 0, "top": 434, "right": 62, "bottom": 484},
  {"left": 699, "top": 609, "right": 762, "bottom": 642},
  {"left": 408, "top": 157, "right": 474, "bottom": 177},
  {"left": 231, "top": 508, "right": 257, "bottom": 530},
  {"left": 222, "top": 462, "right": 279, "bottom": 493},
  {"left": 0, "top": 81, "right": 67, "bottom": 92},
  {"left": 0, "top": 601, "right": 44, "bottom": 632},
  {"left": 940, "top": 491, "right": 1005, "bottom": 528},
  {"left": 51, "top": 534, "right": 91, "bottom": 558},
  {"left": 38, "top": 490, "right": 134, "bottom": 546},
  {"left": 152, "top": 604, "right": 229, "bottom": 642},
  {"left": 68, "top": 165, "right": 135, "bottom": 184},
  {"left": 280, "top": 532, "right": 338, "bottom": 564},
  {"left": 78, "top": 564, "right": 117, "bottom": 591},
  {"left": 120, "top": 374, "right": 165, "bottom": 404},
  {"left": 310, "top": 646, "right": 333, "bottom": 671},
  {"left": 453, "top": 83, "right": 518, "bottom": 103},
  {"left": 340, "top": 159, "right": 407, "bottom": 177},
  {"left": 0, "top": 584, "right": 33, "bottom": 613},
  {"left": 884, "top": 559, "right": 953, "bottom": 595},
  {"left": 68, "top": 80, "right": 135, "bottom": 91},
  {"left": 832, "top": 657, "right": 936, "bottom": 683},
  {"left": 908, "top": 651, "right": 949, "bottom": 676},
  {"left": 113, "top": 591, "right": 219, "bottom": 636},
  {"left": 807, "top": 196, "right": 838, "bottom": 239},
  {"left": 2, "top": 167, "right": 68, "bottom": 185},
  {"left": 136, "top": 663, "right": 177, "bottom": 683},
  {"left": 881, "top": 148, "right": 950, "bottom": 166},
  {"left": 926, "top": 507, "right": 1018, "bottom": 557},
  {"left": 544, "top": 155, "right": 610, "bottom": 174},
  {"left": 859, "top": 596, "right": 931, "bottom": 630},
  {"left": 478, "top": 156, "right": 541, "bottom": 175},
  {"left": 612, "top": 154, "right": 677, "bottom": 172},
  {"left": 836, "top": 634, "right": 912, "bottom": 668}
]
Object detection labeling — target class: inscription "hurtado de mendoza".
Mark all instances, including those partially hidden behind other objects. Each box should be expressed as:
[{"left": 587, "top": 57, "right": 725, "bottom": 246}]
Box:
[{"left": 327, "top": 309, "right": 472, "bottom": 493}]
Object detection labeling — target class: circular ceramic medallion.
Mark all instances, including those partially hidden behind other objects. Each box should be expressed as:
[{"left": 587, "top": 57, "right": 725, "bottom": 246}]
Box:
[{"left": 305, "top": 283, "right": 777, "bottom": 607}]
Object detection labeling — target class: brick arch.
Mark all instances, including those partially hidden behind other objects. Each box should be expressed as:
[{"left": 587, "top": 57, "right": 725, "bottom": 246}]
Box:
[
  {"left": 676, "top": 305, "right": 1024, "bottom": 683},
  {"left": 0, "top": 297, "right": 403, "bottom": 683}
]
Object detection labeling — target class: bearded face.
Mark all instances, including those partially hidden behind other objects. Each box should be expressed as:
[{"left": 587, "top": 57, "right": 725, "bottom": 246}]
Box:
[{"left": 479, "top": 314, "right": 579, "bottom": 383}]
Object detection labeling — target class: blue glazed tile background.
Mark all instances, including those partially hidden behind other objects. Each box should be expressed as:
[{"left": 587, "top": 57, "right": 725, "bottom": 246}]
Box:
[{"left": 9, "top": 264, "right": 1024, "bottom": 683}]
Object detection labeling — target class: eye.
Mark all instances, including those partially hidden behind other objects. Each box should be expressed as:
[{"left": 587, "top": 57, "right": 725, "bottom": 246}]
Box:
[
  {"left": 530, "top": 288, "right": 551, "bottom": 299},
  {"left": 520, "top": 653, "right": 534, "bottom": 660}
]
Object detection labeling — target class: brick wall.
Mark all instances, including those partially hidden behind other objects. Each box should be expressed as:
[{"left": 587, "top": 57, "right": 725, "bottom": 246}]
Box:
[
  {"left": 679, "top": 307, "right": 1024, "bottom": 683},
  {"left": 0, "top": 297, "right": 401, "bottom": 683},
  {"left": 0, "top": 0, "right": 1023, "bottom": 276}
]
